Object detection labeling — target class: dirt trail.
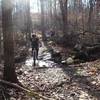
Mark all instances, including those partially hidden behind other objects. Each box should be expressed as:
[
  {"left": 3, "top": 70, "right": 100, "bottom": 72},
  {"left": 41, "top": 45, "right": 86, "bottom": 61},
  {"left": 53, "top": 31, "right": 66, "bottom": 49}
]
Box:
[{"left": 15, "top": 43, "right": 100, "bottom": 100}]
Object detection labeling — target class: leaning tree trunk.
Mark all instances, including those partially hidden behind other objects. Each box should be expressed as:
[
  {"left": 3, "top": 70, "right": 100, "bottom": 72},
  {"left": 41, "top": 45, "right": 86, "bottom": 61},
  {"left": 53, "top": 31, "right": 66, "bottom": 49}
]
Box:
[{"left": 2, "top": 0, "right": 18, "bottom": 83}]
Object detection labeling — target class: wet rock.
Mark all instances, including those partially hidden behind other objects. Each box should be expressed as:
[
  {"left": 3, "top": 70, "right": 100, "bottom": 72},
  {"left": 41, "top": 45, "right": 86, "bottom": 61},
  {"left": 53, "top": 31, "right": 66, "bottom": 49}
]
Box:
[
  {"left": 24, "top": 71, "right": 28, "bottom": 75},
  {"left": 79, "top": 91, "right": 89, "bottom": 100},
  {"left": 66, "top": 57, "right": 74, "bottom": 64},
  {"left": 10, "top": 97, "right": 16, "bottom": 100},
  {"left": 70, "top": 93, "right": 76, "bottom": 97},
  {"left": 17, "top": 70, "right": 23, "bottom": 75},
  {"left": 91, "top": 81, "right": 96, "bottom": 85}
]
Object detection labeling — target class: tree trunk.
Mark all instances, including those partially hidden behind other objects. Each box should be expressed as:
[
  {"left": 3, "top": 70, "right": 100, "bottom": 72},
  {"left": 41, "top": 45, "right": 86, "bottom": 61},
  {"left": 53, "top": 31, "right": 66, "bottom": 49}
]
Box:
[
  {"left": 59, "top": 0, "right": 68, "bottom": 35},
  {"left": 40, "top": 0, "right": 46, "bottom": 41},
  {"left": 26, "top": 0, "right": 32, "bottom": 47},
  {"left": 96, "top": 0, "right": 100, "bottom": 32},
  {"left": 54, "top": 0, "right": 58, "bottom": 31},
  {"left": 0, "top": 32, "right": 1, "bottom": 63},
  {"left": 88, "top": 0, "right": 94, "bottom": 32},
  {"left": 26, "top": 0, "right": 32, "bottom": 38},
  {"left": 49, "top": 0, "right": 53, "bottom": 28},
  {"left": 2, "top": 0, "right": 18, "bottom": 83}
]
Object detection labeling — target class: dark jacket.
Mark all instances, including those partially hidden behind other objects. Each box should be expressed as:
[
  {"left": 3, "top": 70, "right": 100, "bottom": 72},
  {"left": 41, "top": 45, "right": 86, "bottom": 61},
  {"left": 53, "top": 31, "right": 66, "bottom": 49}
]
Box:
[{"left": 30, "top": 37, "right": 39, "bottom": 49}]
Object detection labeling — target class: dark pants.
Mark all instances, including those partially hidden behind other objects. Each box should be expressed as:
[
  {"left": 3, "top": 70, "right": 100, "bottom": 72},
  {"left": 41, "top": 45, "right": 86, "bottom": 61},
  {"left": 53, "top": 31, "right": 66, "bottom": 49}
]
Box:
[{"left": 32, "top": 47, "right": 39, "bottom": 59}]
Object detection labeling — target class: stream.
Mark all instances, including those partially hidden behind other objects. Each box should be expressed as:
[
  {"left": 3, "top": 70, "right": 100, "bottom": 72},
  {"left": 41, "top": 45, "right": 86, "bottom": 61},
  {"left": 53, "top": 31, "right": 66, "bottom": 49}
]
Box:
[{"left": 25, "top": 46, "right": 59, "bottom": 68}]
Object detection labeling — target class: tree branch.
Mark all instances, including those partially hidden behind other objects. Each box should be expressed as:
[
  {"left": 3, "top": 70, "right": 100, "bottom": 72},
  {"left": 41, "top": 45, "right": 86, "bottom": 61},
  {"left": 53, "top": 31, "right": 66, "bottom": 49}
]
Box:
[{"left": 0, "top": 79, "right": 55, "bottom": 100}]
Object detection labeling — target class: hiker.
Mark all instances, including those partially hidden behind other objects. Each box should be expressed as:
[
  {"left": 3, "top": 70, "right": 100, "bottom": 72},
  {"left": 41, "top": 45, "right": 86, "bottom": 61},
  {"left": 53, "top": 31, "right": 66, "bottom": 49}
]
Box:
[{"left": 30, "top": 33, "right": 40, "bottom": 59}]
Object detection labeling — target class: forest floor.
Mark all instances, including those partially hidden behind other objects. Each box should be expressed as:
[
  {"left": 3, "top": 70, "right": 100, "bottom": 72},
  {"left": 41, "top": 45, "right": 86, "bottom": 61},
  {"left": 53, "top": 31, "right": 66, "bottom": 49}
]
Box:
[{"left": 0, "top": 42, "right": 100, "bottom": 100}]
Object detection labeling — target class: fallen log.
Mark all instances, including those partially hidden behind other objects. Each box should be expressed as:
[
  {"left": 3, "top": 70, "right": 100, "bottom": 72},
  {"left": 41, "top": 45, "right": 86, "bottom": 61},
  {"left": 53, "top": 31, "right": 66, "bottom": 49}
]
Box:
[
  {"left": 73, "top": 44, "right": 100, "bottom": 61},
  {"left": 86, "top": 45, "right": 100, "bottom": 55},
  {"left": 0, "top": 79, "right": 55, "bottom": 100}
]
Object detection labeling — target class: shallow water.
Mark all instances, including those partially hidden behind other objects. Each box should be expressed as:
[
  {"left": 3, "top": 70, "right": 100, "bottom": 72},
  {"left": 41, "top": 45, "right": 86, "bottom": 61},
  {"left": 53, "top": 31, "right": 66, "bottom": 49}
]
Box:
[{"left": 25, "top": 48, "right": 57, "bottom": 68}]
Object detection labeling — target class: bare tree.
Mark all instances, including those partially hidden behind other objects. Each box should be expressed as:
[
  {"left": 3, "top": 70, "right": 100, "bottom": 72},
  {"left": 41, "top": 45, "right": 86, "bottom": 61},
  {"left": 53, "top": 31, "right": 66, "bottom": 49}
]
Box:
[
  {"left": 96, "top": 0, "right": 100, "bottom": 32},
  {"left": 0, "top": 0, "right": 2, "bottom": 63},
  {"left": 2, "top": 0, "right": 18, "bottom": 82},
  {"left": 40, "top": 0, "right": 46, "bottom": 41},
  {"left": 88, "top": 0, "right": 95, "bottom": 32},
  {"left": 53, "top": 0, "right": 58, "bottom": 30},
  {"left": 59, "top": 0, "right": 68, "bottom": 35},
  {"left": 26, "top": 0, "right": 32, "bottom": 38},
  {"left": 0, "top": 32, "right": 1, "bottom": 63}
]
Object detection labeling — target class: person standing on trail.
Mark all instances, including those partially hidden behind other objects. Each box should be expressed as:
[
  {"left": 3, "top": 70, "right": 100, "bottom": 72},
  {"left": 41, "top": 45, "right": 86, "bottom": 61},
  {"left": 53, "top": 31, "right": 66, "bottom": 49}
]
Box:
[{"left": 30, "top": 33, "right": 40, "bottom": 59}]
